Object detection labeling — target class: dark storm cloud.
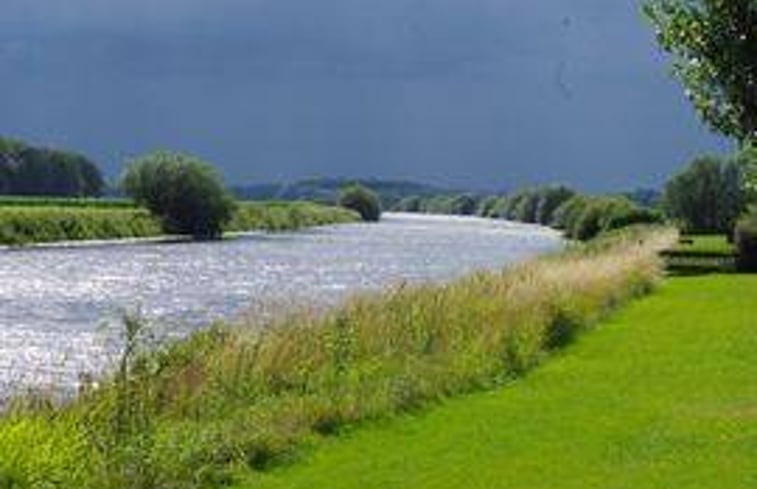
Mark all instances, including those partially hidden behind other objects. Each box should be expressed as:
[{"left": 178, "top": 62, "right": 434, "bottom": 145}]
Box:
[{"left": 0, "top": 0, "right": 729, "bottom": 190}]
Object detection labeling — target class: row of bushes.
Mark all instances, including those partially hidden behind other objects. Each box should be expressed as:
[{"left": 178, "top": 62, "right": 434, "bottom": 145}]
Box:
[
  {"left": 0, "top": 202, "right": 359, "bottom": 246},
  {"left": 0, "top": 226, "right": 676, "bottom": 488},
  {"left": 393, "top": 186, "right": 662, "bottom": 242},
  {"left": 551, "top": 195, "right": 663, "bottom": 240},
  {"left": 393, "top": 194, "right": 480, "bottom": 216},
  {"left": 488, "top": 186, "right": 663, "bottom": 241}
]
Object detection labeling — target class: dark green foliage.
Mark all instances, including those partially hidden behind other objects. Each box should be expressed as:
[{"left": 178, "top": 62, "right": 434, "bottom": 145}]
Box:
[
  {"left": 233, "top": 178, "right": 449, "bottom": 210},
  {"left": 573, "top": 198, "right": 633, "bottom": 241},
  {"left": 500, "top": 186, "right": 576, "bottom": 225},
  {"left": 502, "top": 191, "right": 529, "bottom": 220},
  {"left": 552, "top": 195, "right": 590, "bottom": 231},
  {"left": 447, "top": 194, "right": 478, "bottom": 216},
  {"left": 645, "top": 0, "right": 757, "bottom": 143},
  {"left": 392, "top": 193, "right": 486, "bottom": 216},
  {"left": 604, "top": 207, "right": 664, "bottom": 231},
  {"left": 535, "top": 186, "right": 576, "bottom": 225},
  {"left": 338, "top": 184, "right": 382, "bottom": 222},
  {"left": 512, "top": 191, "right": 540, "bottom": 223},
  {"left": 122, "top": 152, "right": 236, "bottom": 239},
  {"left": 393, "top": 196, "right": 423, "bottom": 213},
  {"left": 476, "top": 196, "right": 501, "bottom": 217},
  {"left": 550, "top": 194, "right": 660, "bottom": 241},
  {"left": 664, "top": 155, "right": 746, "bottom": 234},
  {"left": 735, "top": 211, "right": 757, "bottom": 271},
  {"left": 0, "top": 137, "right": 104, "bottom": 197}
]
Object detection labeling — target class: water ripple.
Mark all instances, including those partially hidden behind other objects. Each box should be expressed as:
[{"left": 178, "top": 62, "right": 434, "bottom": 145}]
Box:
[{"left": 0, "top": 213, "right": 562, "bottom": 394}]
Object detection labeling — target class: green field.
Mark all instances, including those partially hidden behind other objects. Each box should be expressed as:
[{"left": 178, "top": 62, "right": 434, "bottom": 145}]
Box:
[
  {"left": 673, "top": 234, "right": 735, "bottom": 256},
  {"left": 0, "top": 200, "right": 358, "bottom": 245},
  {"left": 242, "top": 274, "right": 757, "bottom": 489}
]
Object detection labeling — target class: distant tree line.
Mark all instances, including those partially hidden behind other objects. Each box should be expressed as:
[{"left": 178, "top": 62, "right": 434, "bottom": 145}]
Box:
[
  {"left": 0, "top": 137, "right": 104, "bottom": 197},
  {"left": 394, "top": 193, "right": 480, "bottom": 215},
  {"left": 392, "top": 184, "right": 663, "bottom": 241}
]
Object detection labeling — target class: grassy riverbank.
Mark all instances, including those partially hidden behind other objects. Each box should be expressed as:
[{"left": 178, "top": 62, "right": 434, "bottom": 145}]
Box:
[
  {"left": 0, "top": 226, "right": 673, "bottom": 488},
  {"left": 243, "top": 273, "right": 757, "bottom": 489},
  {"left": 0, "top": 200, "right": 358, "bottom": 246}
]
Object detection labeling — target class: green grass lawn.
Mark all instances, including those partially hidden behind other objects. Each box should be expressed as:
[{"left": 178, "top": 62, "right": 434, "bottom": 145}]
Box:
[
  {"left": 240, "top": 274, "right": 757, "bottom": 489},
  {"left": 674, "top": 234, "right": 735, "bottom": 256}
]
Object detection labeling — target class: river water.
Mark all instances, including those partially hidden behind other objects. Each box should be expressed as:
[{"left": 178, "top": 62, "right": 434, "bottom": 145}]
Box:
[{"left": 0, "top": 213, "right": 562, "bottom": 394}]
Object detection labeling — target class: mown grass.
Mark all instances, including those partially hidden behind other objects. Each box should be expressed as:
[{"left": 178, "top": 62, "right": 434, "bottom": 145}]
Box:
[
  {"left": 662, "top": 234, "right": 737, "bottom": 275},
  {"left": 243, "top": 274, "right": 757, "bottom": 489},
  {"left": 674, "top": 234, "right": 735, "bottom": 256},
  {"left": 0, "top": 201, "right": 358, "bottom": 246},
  {"left": 0, "top": 226, "right": 675, "bottom": 488}
]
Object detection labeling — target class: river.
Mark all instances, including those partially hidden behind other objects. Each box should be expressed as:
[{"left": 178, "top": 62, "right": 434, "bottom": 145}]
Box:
[{"left": 0, "top": 213, "right": 562, "bottom": 395}]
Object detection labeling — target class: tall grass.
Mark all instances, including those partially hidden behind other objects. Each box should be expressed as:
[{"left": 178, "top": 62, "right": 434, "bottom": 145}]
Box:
[
  {"left": 0, "top": 196, "right": 136, "bottom": 208},
  {"left": 0, "top": 226, "right": 676, "bottom": 488},
  {"left": 0, "top": 202, "right": 359, "bottom": 246},
  {"left": 0, "top": 207, "right": 162, "bottom": 245},
  {"left": 227, "top": 201, "right": 359, "bottom": 232}
]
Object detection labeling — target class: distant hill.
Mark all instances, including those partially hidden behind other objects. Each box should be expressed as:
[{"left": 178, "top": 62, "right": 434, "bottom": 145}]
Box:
[{"left": 231, "top": 177, "right": 458, "bottom": 208}]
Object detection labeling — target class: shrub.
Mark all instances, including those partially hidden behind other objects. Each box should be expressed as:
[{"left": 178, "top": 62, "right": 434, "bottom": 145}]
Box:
[
  {"left": 565, "top": 196, "right": 652, "bottom": 241},
  {"left": 447, "top": 194, "right": 478, "bottom": 215},
  {"left": 735, "top": 212, "right": 757, "bottom": 272},
  {"left": 551, "top": 195, "right": 590, "bottom": 231},
  {"left": 338, "top": 184, "right": 382, "bottom": 222},
  {"left": 604, "top": 207, "right": 664, "bottom": 231},
  {"left": 393, "top": 196, "right": 423, "bottom": 213},
  {"left": 535, "top": 185, "right": 575, "bottom": 225},
  {"left": 664, "top": 155, "right": 745, "bottom": 234},
  {"left": 122, "top": 152, "right": 236, "bottom": 239},
  {"left": 513, "top": 191, "right": 540, "bottom": 223}
]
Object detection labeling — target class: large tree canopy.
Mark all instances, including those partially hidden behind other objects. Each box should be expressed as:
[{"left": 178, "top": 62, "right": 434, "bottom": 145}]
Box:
[
  {"left": 664, "top": 155, "right": 746, "bottom": 233},
  {"left": 0, "top": 137, "right": 104, "bottom": 197},
  {"left": 645, "top": 0, "right": 757, "bottom": 143},
  {"left": 122, "top": 151, "right": 236, "bottom": 239}
]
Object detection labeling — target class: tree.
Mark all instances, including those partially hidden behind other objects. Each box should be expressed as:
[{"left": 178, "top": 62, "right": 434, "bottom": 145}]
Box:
[
  {"left": 0, "top": 137, "right": 104, "bottom": 196},
  {"left": 535, "top": 185, "right": 575, "bottom": 225},
  {"left": 122, "top": 151, "right": 236, "bottom": 239},
  {"left": 664, "top": 155, "right": 745, "bottom": 233},
  {"left": 644, "top": 0, "right": 757, "bottom": 143},
  {"left": 338, "top": 184, "right": 382, "bottom": 222}
]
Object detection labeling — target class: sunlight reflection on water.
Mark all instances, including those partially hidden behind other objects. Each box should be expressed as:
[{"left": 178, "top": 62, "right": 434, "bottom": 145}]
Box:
[{"left": 0, "top": 213, "right": 562, "bottom": 395}]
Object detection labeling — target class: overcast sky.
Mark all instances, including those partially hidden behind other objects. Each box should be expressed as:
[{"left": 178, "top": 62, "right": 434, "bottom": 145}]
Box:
[{"left": 0, "top": 0, "right": 730, "bottom": 191}]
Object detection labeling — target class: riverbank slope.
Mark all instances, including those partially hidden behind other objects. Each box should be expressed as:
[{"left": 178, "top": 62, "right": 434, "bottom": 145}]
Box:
[
  {"left": 0, "top": 226, "right": 673, "bottom": 488},
  {"left": 240, "top": 273, "right": 757, "bottom": 489}
]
